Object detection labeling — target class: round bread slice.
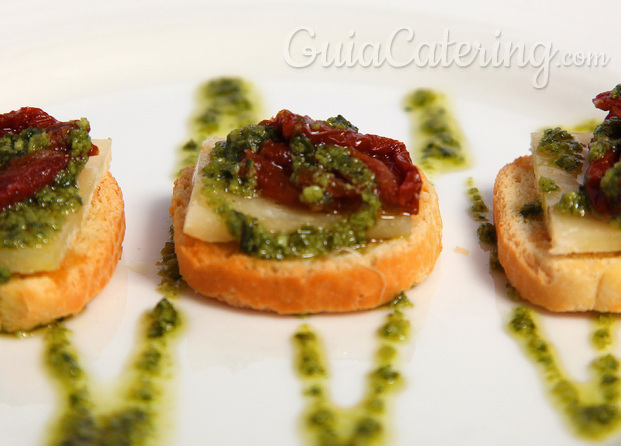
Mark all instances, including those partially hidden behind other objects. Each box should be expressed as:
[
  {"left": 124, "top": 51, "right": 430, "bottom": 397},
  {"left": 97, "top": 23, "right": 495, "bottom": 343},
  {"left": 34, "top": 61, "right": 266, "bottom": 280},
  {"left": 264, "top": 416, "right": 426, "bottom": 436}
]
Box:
[
  {"left": 171, "top": 165, "right": 442, "bottom": 314},
  {"left": 493, "top": 155, "right": 621, "bottom": 312},
  {"left": 0, "top": 173, "right": 125, "bottom": 332}
]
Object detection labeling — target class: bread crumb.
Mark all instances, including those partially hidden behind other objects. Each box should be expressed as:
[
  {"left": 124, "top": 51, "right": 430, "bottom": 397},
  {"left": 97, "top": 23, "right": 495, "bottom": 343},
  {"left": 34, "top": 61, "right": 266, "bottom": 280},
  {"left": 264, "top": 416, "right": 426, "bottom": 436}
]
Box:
[{"left": 455, "top": 246, "right": 469, "bottom": 255}]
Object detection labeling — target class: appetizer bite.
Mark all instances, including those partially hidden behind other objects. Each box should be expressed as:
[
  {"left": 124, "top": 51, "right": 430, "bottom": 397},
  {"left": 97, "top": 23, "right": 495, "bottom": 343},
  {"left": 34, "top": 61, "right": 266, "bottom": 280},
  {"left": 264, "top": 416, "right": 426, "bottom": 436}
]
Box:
[
  {"left": 494, "top": 85, "right": 621, "bottom": 312},
  {"left": 0, "top": 107, "right": 125, "bottom": 331},
  {"left": 171, "top": 110, "right": 442, "bottom": 313}
]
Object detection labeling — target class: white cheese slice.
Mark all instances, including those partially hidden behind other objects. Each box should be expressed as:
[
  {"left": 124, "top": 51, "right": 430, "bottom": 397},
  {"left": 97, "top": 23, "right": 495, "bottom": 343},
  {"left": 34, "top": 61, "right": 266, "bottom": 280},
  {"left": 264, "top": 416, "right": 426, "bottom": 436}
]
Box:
[
  {"left": 0, "top": 139, "right": 112, "bottom": 273},
  {"left": 531, "top": 132, "right": 621, "bottom": 254},
  {"left": 183, "top": 138, "right": 412, "bottom": 243}
]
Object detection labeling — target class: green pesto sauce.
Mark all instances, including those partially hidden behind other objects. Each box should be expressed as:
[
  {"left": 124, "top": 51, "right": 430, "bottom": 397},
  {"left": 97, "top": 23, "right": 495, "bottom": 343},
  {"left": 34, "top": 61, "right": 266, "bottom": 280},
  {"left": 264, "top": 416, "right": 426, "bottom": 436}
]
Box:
[
  {"left": 476, "top": 222, "right": 497, "bottom": 246},
  {"left": 466, "top": 178, "right": 503, "bottom": 272},
  {"left": 0, "top": 127, "right": 51, "bottom": 164},
  {"left": 175, "top": 77, "right": 262, "bottom": 176},
  {"left": 569, "top": 119, "right": 602, "bottom": 134},
  {"left": 601, "top": 162, "right": 621, "bottom": 200},
  {"left": 536, "top": 128, "right": 585, "bottom": 174},
  {"left": 589, "top": 117, "right": 621, "bottom": 163},
  {"left": 504, "top": 282, "right": 522, "bottom": 302},
  {"left": 292, "top": 293, "right": 413, "bottom": 446},
  {"left": 201, "top": 122, "right": 382, "bottom": 260},
  {"left": 539, "top": 176, "right": 560, "bottom": 193},
  {"left": 404, "top": 88, "right": 470, "bottom": 174},
  {"left": 593, "top": 313, "right": 615, "bottom": 351},
  {"left": 45, "top": 298, "right": 181, "bottom": 446},
  {"left": 520, "top": 199, "right": 543, "bottom": 218},
  {"left": 467, "top": 182, "right": 489, "bottom": 222},
  {"left": 554, "top": 189, "right": 590, "bottom": 217},
  {"left": 0, "top": 119, "right": 93, "bottom": 249},
  {"left": 0, "top": 266, "right": 10, "bottom": 284},
  {"left": 155, "top": 227, "right": 186, "bottom": 300},
  {"left": 508, "top": 306, "right": 621, "bottom": 440},
  {"left": 539, "top": 119, "right": 601, "bottom": 134}
]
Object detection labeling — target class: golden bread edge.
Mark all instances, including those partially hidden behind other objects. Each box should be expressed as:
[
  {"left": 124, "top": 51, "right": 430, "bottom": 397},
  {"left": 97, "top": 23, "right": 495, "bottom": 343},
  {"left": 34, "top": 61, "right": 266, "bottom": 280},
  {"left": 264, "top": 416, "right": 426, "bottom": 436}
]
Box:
[
  {"left": 493, "top": 155, "right": 621, "bottom": 312},
  {"left": 171, "top": 165, "right": 442, "bottom": 314},
  {"left": 0, "top": 173, "right": 125, "bottom": 332}
]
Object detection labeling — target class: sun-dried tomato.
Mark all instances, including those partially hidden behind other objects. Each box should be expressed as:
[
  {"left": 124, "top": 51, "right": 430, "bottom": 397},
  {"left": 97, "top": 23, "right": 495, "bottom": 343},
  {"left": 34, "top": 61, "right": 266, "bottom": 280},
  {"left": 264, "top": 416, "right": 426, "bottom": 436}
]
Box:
[
  {"left": 0, "top": 107, "right": 97, "bottom": 210},
  {"left": 256, "top": 110, "right": 422, "bottom": 214},
  {"left": 593, "top": 89, "right": 621, "bottom": 120},
  {"left": 0, "top": 149, "right": 70, "bottom": 209},
  {"left": 585, "top": 149, "right": 620, "bottom": 215},
  {"left": 585, "top": 89, "right": 621, "bottom": 216}
]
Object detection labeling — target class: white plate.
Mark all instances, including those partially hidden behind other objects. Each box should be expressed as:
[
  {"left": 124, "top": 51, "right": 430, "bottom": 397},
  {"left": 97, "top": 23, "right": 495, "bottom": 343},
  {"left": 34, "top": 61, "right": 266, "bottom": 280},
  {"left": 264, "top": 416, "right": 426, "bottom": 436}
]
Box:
[{"left": 2, "top": 1, "right": 621, "bottom": 445}]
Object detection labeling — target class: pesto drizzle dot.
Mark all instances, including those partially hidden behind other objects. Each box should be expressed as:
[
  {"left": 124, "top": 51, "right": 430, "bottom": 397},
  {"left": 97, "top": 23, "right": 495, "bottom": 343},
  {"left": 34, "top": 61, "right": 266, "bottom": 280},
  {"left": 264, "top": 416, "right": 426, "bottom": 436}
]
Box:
[
  {"left": 156, "top": 226, "right": 186, "bottom": 300},
  {"left": 538, "top": 119, "right": 602, "bottom": 135},
  {"left": 175, "top": 77, "right": 262, "bottom": 176},
  {"left": 466, "top": 178, "right": 502, "bottom": 272},
  {"left": 292, "top": 293, "right": 413, "bottom": 446},
  {"left": 519, "top": 199, "right": 543, "bottom": 218},
  {"left": 0, "top": 266, "right": 10, "bottom": 284},
  {"left": 404, "top": 88, "right": 470, "bottom": 174},
  {"left": 535, "top": 127, "right": 585, "bottom": 174}
]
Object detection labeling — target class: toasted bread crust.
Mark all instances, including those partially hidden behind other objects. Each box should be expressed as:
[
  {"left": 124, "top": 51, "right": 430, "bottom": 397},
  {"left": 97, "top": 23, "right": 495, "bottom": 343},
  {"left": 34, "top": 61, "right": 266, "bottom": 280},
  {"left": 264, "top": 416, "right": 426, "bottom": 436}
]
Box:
[
  {"left": 494, "top": 156, "right": 621, "bottom": 312},
  {"left": 171, "top": 166, "right": 442, "bottom": 314},
  {"left": 0, "top": 173, "right": 125, "bottom": 332}
]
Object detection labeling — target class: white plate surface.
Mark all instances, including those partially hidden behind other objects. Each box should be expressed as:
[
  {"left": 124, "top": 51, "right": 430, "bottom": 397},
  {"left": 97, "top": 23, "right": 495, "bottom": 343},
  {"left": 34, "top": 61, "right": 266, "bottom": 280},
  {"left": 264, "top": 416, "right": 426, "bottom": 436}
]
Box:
[{"left": 1, "top": 1, "right": 621, "bottom": 445}]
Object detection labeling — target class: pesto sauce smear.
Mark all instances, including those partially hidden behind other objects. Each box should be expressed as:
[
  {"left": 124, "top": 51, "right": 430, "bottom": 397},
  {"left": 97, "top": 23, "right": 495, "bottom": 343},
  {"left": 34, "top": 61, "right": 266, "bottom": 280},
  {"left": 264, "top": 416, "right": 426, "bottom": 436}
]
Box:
[
  {"left": 0, "top": 118, "right": 93, "bottom": 249},
  {"left": 509, "top": 307, "right": 621, "bottom": 440},
  {"left": 156, "top": 227, "right": 187, "bottom": 300},
  {"left": 45, "top": 299, "right": 181, "bottom": 446},
  {"left": 200, "top": 118, "right": 382, "bottom": 260},
  {"left": 536, "top": 127, "right": 585, "bottom": 174},
  {"left": 0, "top": 266, "right": 10, "bottom": 284},
  {"left": 404, "top": 89, "right": 470, "bottom": 174},
  {"left": 466, "top": 178, "right": 502, "bottom": 272},
  {"left": 467, "top": 178, "right": 621, "bottom": 440},
  {"left": 292, "top": 293, "right": 413, "bottom": 446},
  {"left": 176, "top": 77, "right": 262, "bottom": 176},
  {"left": 539, "top": 119, "right": 601, "bottom": 134}
]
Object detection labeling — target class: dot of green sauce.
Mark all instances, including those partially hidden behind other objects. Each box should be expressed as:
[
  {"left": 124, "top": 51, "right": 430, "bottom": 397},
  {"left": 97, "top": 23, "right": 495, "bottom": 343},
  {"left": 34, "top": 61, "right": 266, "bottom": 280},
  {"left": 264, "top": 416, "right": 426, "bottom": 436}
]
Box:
[
  {"left": 536, "top": 128, "right": 585, "bottom": 174},
  {"left": 576, "top": 119, "right": 601, "bottom": 133},
  {"left": 175, "top": 77, "right": 263, "bottom": 177},
  {"left": 554, "top": 189, "right": 590, "bottom": 217},
  {"left": 466, "top": 178, "right": 503, "bottom": 273},
  {"left": 156, "top": 226, "right": 186, "bottom": 300},
  {"left": 0, "top": 266, "right": 10, "bottom": 284},
  {"left": 538, "top": 176, "right": 560, "bottom": 193},
  {"left": 519, "top": 199, "right": 543, "bottom": 218},
  {"left": 404, "top": 88, "right": 470, "bottom": 174},
  {"left": 601, "top": 162, "right": 621, "bottom": 201},
  {"left": 588, "top": 117, "right": 621, "bottom": 163}
]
